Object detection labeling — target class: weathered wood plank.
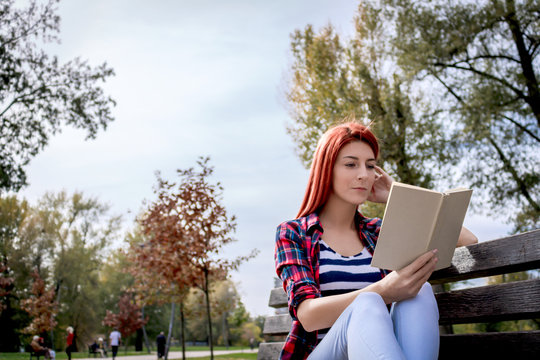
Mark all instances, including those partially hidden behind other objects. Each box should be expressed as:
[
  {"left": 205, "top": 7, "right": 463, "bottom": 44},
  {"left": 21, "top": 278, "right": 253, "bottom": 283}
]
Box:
[
  {"left": 269, "top": 287, "right": 287, "bottom": 308},
  {"left": 257, "top": 342, "right": 284, "bottom": 360},
  {"left": 430, "top": 229, "right": 540, "bottom": 284},
  {"left": 263, "top": 314, "right": 292, "bottom": 336},
  {"left": 439, "top": 331, "right": 540, "bottom": 360},
  {"left": 436, "top": 279, "right": 540, "bottom": 324}
]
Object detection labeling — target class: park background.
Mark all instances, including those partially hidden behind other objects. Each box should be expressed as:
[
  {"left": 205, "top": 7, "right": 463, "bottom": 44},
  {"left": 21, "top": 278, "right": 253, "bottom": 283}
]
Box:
[
  {"left": 17, "top": 0, "right": 514, "bottom": 318},
  {"left": 2, "top": 0, "right": 538, "bottom": 358}
]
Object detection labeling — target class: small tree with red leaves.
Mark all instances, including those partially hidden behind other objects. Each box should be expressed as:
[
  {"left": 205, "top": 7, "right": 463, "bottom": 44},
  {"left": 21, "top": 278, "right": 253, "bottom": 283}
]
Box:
[
  {"left": 138, "top": 157, "right": 258, "bottom": 360},
  {"left": 20, "top": 269, "right": 58, "bottom": 335},
  {"left": 102, "top": 292, "right": 148, "bottom": 352},
  {"left": 0, "top": 263, "right": 14, "bottom": 315}
]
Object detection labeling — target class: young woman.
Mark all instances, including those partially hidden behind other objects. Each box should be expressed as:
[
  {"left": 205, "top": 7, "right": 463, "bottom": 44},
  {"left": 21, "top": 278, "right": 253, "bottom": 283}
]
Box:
[{"left": 275, "top": 122, "right": 477, "bottom": 360}]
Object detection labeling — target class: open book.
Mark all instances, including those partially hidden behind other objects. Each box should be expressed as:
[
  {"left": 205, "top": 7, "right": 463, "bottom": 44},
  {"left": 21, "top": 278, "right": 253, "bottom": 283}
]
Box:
[{"left": 370, "top": 182, "right": 472, "bottom": 271}]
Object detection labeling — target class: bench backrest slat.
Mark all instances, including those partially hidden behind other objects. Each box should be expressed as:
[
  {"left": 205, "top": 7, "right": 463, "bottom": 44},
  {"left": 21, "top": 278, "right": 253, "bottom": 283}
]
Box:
[
  {"left": 439, "top": 331, "right": 540, "bottom": 359},
  {"left": 268, "top": 288, "right": 287, "bottom": 308},
  {"left": 263, "top": 314, "right": 292, "bottom": 336},
  {"left": 430, "top": 229, "right": 540, "bottom": 284},
  {"left": 436, "top": 278, "right": 540, "bottom": 324}
]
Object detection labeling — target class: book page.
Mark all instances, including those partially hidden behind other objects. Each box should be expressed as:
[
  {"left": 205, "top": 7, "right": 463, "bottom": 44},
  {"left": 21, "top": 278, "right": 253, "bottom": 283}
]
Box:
[
  {"left": 429, "top": 189, "right": 473, "bottom": 270},
  {"left": 371, "top": 182, "right": 443, "bottom": 270}
]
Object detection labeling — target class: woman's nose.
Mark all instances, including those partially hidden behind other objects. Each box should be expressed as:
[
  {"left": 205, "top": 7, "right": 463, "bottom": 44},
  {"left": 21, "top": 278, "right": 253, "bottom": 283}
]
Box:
[{"left": 357, "top": 165, "right": 368, "bottom": 179}]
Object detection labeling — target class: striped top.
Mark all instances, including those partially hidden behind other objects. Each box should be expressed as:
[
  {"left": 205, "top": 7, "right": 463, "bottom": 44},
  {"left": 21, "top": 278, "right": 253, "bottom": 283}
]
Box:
[{"left": 317, "top": 239, "right": 382, "bottom": 340}]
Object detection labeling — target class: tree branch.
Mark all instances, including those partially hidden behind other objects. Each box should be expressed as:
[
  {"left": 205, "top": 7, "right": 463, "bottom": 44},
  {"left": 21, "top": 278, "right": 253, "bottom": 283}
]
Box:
[
  {"left": 459, "top": 54, "right": 521, "bottom": 64},
  {"left": 1, "top": 3, "right": 57, "bottom": 49},
  {"left": 501, "top": 115, "right": 540, "bottom": 142},
  {"left": 432, "top": 62, "right": 526, "bottom": 100},
  {"left": 430, "top": 71, "right": 464, "bottom": 102},
  {"left": 487, "top": 135, "right": 540, "bottom": 212},
  {"left": 0, "top": 86, "right": 47, "bottom": 117}
]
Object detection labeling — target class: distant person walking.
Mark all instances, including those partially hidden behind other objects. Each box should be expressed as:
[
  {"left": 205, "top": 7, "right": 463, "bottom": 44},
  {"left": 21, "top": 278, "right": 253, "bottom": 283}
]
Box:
[
  {"left": 109, "top": 328, "right": 121, "bottom": 360},
  {"left": 65, "top": 326, "right": 74, "bottom": 360},
  {"left": 156, "top": 331, "right": 166, "bottom": 360}
]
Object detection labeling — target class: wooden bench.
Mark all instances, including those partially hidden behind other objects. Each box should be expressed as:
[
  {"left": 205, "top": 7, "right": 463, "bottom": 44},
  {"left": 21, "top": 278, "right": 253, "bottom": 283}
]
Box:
[
  {"left": 26, "top": 345, "right": 45, "bottom": 360},
  {"left": 28, "top": 350, "right": 41, "bottom": 360},
  {"left": 258, "top": 229, "right": 540, "bottom": 359},
  {"left": 88, "top": 344, "right": 100, "bottom": 358}
]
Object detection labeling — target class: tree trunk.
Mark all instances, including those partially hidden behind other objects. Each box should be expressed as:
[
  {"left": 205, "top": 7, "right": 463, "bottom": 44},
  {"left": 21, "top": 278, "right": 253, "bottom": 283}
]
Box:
[
  {"left": 504, "top": 0, "right": 540, "bottom": 127},
  {"left": 203, "top": 268, "right": 214, "bottom": 360},
  {"left": 180, "top": 301, "right": 186, "bottom": 360},
  {"left": 164, "top": 302, "right": 175, "bottom": 360},
  {"left": 141, "top": 306, "right": 151, "bottom": 353},
  {"left": 222, "top": 311, "right": 229, "bottom": 350}
]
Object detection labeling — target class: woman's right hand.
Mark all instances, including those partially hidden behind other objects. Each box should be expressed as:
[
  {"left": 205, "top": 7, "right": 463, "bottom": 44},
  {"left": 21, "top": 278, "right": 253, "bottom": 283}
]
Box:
[{"left": 372, "top": 249, "right": 438, "bottom": 304}]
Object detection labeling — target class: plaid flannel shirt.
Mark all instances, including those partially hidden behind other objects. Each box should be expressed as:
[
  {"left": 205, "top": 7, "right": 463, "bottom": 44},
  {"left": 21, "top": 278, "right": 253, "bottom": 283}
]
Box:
[{"left": 274, "top": 211, "right": 389, "bottom": 360}]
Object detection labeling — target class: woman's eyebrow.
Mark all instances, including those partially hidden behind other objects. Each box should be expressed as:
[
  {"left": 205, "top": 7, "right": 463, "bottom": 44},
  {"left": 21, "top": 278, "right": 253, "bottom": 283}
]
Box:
[{"left": 342, "top": 155, "right": 377, "bottom": 162}]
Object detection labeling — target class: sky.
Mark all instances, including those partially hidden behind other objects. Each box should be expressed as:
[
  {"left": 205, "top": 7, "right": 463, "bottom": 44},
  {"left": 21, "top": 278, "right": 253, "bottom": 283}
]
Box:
[{"left": 18, "top": 0, "right": 512, "bottom": 317}]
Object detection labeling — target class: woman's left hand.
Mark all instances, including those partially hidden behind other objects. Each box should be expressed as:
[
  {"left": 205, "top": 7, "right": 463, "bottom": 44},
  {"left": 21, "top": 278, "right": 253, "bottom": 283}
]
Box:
[{"left": 367, "top": 165, "right": 393, "bottom": 203}]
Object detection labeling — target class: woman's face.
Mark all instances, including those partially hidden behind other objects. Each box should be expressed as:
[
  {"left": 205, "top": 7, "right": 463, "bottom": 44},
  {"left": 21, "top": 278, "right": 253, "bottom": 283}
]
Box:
[{"left": 330, "top": 140, "right": 377, "bottom": 206}]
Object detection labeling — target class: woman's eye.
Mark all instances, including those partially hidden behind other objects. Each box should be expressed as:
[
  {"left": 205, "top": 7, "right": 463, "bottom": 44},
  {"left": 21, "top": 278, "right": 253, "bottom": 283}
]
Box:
[
  {"left": 367, "top": 164, "right": 376, "bottom": 169},
  {"left": 345, "top": 163, "right": 356, "bottom": 168}
]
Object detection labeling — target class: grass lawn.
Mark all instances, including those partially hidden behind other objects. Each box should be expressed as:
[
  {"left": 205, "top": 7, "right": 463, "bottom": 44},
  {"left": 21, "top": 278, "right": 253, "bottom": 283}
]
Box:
[
  {"left": 180, "top": 354, "right": 257, "bottom": 360},
  {"left": 0, "top": 347, "right": 257, "bottom": 360}
]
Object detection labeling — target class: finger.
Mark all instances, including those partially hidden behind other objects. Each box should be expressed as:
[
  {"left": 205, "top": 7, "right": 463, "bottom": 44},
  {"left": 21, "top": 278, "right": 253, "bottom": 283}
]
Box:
[
  {"left": 405, "top": 250, "right": 437, "bottom": 274},
  {"left": 419, "top": 256, "right": 438, "bottom": 282},
  {"left": 374, "top": 165, "right": 384, "bottom": 177},
  {"left": 412, "top": 254, "right": 438, "bottom": 284}
]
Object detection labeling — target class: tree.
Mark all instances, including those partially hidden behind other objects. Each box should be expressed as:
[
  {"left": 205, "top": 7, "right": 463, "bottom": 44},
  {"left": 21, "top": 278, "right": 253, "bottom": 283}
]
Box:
[
  {"left": 102, "top": 292, "right": 148, "bottom": 352},
  {"left": 139, "top": 157, "right": 258, "bottom": 360},
  {"left": 0, "top": 0, "right": 115, "bottom": 192},
  {"left": 125, "top": 227, "right": 187, "bottom": 359},
  {"left": 41, "top": 191, "right": 121, "bottom": 348},
  {"left": 0, "top": 263, "right": 13, "bottom": 315},
  {"left": 379, "top": 0, "right": 539, "bottom": 231},
  {"left": 0, "top": 195, "right": 24, "bottom": 317},
  {"left": 227, "top": 301, "right": 252, "bottom": 346},
  {"left": 0, "top": 195, "right": 33, "bottom": 350},
  {"left": 0, "top": 191, "right": 121, "bottom": 350},
  {"left": 20, "top": 268, "right": 58, "bottom": 335},
  {"left": 286, "top": 4, "right": 451, "bottom": 216},
  {"left": 183, "top": 280, "right": 240, "bottom": 347}
]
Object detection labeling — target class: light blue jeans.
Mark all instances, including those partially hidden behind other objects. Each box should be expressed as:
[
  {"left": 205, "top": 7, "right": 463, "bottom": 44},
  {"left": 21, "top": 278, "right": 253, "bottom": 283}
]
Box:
[{"left": 308, "top": 283, "right": 439, "bottom": 360}]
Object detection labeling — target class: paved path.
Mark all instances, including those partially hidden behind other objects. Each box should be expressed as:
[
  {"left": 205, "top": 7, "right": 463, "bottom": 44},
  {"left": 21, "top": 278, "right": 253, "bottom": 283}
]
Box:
[{"left": 76, "top": 349, "right": 258, "bottom": 360}]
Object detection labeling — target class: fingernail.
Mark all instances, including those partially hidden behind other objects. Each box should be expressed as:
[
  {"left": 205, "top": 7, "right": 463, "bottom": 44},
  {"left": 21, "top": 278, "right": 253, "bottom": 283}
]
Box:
[{"left": 432, "top": 249, "right": 438, "bottom": 254}]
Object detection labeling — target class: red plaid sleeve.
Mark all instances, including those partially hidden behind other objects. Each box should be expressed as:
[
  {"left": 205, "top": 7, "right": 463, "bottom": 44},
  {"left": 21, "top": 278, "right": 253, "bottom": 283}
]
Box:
[{"left": 275, "top": 220, "right": 321, "bottom": 321}]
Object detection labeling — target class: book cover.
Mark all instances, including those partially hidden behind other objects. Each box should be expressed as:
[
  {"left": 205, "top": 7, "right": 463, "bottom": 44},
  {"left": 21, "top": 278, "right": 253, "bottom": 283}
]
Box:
[{"left": 370, "top": 182, "right": 472, "bottom": 271}]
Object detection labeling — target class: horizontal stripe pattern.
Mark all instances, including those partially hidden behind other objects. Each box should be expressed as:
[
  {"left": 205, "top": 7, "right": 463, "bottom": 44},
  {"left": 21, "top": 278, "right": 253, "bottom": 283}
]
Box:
[{"left": 318, "top": 239, "right": 381, "bottom": 340}]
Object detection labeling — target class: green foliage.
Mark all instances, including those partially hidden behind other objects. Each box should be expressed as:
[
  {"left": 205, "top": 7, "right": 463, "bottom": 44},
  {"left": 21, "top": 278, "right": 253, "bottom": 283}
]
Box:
[
  {"left": 167, "top": 280, "right": 262, "bottom": 348},
  {"left": 286, "top": 5, "right": 451, "bottom": 188},
  {"left": 378, "top": 0, "right": 540, "bottom": 231},
  {"left": 0, "top": 0, "right": 115, "bottom": 192},
  {"left": 0, "top": 191, "right": 123, "bottom": 351}
]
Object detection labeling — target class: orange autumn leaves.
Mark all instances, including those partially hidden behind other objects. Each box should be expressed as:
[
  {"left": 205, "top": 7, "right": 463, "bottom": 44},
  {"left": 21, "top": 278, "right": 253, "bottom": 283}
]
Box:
[{"left": 127, "top": 157, "right": 257, "bottom": 303}]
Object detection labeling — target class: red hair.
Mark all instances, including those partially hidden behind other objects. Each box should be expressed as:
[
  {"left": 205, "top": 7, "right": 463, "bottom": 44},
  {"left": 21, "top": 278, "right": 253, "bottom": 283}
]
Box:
[{"left": 296, "top": 122, "right": 379, "bottom": 218}]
